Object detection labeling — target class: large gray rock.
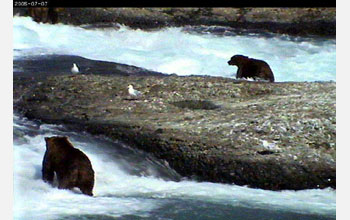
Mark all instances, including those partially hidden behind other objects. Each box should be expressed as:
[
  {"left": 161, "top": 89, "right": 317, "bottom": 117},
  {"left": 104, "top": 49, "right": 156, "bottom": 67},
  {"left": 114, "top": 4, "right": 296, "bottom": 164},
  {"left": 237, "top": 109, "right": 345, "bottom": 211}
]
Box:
[{"left": 13, "top": 58, "right": 336, "bottom": 190}]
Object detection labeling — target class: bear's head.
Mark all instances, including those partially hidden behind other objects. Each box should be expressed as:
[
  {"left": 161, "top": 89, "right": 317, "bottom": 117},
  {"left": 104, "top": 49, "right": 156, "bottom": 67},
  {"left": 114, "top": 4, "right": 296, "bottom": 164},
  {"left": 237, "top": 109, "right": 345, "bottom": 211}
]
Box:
[
  {"left": 45, "top": 136, "right": 72, "bottom": 150},
  {"left": 228, "top": 55, "right": 249, "bottom": 66}
]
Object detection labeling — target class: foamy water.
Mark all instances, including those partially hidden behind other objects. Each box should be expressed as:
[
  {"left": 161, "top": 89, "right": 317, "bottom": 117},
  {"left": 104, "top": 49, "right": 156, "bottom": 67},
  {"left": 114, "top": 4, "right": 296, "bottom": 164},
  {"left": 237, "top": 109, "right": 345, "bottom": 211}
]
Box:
[
  {"left": 13, "top": 115, "right": 335, "bottom": 220},
  {"left": 13, "top": 16, "right": 336, "bottom": 82},
  {"left": 13, "top": 15, "right": 336, "bottom": 220}
]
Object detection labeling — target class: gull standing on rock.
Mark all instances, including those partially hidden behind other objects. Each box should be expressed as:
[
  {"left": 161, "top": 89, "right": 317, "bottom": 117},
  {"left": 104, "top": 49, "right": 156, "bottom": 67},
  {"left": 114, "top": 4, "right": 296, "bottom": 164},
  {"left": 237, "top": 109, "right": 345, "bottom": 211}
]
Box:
[
  {"left": 71, "top": 63, "right": 80, "bottom": 74},
  {"left": 128, "top": 85, "right": 142, "bottom": 97}
]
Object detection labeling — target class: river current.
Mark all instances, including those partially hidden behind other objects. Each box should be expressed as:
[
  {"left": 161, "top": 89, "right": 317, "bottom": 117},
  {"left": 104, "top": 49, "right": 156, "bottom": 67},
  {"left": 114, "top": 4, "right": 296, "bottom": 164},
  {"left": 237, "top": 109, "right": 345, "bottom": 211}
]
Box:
[{"left": 13, "top": 16, "right": 336, "bottom": 220}]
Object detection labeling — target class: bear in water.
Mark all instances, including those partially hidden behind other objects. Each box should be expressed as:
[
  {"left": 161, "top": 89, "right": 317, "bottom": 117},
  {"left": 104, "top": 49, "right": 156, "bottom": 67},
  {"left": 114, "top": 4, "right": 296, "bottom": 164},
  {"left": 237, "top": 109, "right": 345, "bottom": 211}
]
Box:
[
  {"left": 42, "top": 136, "right": 95, "bottom": 196},
  {"left": 228, "top": 55, "right": 275, "bottom": 82}
]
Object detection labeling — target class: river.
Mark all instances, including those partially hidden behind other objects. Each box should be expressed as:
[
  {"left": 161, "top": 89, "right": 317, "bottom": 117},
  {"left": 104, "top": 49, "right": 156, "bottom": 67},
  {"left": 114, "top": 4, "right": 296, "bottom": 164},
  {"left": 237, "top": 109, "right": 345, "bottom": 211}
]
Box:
[{"left": 13, "top": 16, "right": 336, "bottom": 220}]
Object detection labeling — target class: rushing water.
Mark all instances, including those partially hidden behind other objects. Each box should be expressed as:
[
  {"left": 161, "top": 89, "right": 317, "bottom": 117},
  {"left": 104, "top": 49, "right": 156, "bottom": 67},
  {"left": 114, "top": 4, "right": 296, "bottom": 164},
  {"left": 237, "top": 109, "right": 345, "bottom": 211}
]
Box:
[
  {"left": 13, "top": 16, "right": 336, "bottom": 220},
  {"left": 13, "top": 115, "right": 335, "bottom": 220},
  {"left": 13, "top": 16, "right": 336, "bottom": 82}
]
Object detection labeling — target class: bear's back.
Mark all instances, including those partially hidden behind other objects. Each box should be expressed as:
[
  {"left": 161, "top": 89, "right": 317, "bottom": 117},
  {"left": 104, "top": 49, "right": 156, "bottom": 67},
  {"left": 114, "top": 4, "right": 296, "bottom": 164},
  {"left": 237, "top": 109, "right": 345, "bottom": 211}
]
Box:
[
  {"left": 244, "top": 58, "right": 274, "bottom": 82},
  {"left": 45, "top": 136, "right": 94, "bottom": 170}
]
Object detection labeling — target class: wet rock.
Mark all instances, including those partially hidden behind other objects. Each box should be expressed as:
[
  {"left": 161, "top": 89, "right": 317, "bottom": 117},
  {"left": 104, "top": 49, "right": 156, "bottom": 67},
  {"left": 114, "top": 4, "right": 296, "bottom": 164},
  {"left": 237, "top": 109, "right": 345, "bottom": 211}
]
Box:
[
  {"left": 171, "top": 100, "right": 220, "bottom": 110},
  {"left": 14, "top": 8, "right": 335, "bottom": 37},
  {"left": 13, "top": 68, "right": 336, "bottom": 191},
  {"left": 25, "top": 8, "right": 64, "bottom": 24}
]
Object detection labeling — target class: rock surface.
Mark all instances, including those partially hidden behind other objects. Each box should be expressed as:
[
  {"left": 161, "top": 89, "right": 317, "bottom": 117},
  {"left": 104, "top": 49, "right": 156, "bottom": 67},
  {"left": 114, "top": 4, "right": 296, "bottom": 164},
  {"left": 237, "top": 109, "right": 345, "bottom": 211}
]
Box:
[
  {"left": 14, "top": 8, "right": 336, "bottom": 37},
  {"left": 13, "top": 56, "right": 336, "bottom": 190}
]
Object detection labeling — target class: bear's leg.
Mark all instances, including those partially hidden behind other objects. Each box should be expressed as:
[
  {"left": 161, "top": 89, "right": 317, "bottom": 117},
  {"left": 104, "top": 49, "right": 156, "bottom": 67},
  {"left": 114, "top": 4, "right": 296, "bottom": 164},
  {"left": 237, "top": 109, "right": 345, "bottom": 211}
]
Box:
[
  {"left": 79, "top": 182, "right": 94, "bottom": 196},
  {"left": 58, "top": 178, "right": 74, "bottom": 190},
  {"left": 42, "top": 169, "right": 54, "bottom": 183},
  {"left": 236, "top": 67, "right": 243, "bottom": 79},
  {"left": 77, "top": 171, "right": 94, "bottom": 196},
  {"left": 57, "top": 169, "right": 78, "bottom": 190},
  {"left": 42, "top": 153, "right": 54, "bottom": 183}
]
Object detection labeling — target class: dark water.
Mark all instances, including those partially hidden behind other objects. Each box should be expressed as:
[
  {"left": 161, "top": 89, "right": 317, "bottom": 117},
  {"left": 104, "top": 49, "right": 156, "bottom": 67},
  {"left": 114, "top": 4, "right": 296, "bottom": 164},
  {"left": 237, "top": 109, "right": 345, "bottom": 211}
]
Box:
[
  {"left": 13, "top": 54, "right": 166, "bottom": 78},
  {"left": 13, "top": 26, "right": 336, "bottom": 219},
  {"left": 182, "top": 25, "right": 336, "bottom": 43},
  {"left": 13, "top": 114, "right": 336, "bottom": 220},
  {"left": 13, "top": 54, "right": 336, "bottom": 219},
  {"left": 58, "top": 198, "right": 334, "bottom": 220}
]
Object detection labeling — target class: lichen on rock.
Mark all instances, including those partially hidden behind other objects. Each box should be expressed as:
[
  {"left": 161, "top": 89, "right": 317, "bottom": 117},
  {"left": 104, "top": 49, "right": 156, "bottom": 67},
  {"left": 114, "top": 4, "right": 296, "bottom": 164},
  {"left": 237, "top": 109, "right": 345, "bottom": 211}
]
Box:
[{"left": 14, "top": 72, "right": 336, "bottom": 190}]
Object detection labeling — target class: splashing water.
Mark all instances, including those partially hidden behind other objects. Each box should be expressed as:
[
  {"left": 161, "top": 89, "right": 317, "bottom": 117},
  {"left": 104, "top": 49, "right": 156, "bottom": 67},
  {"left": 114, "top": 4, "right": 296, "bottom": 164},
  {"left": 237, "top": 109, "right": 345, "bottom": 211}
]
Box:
[
  {"left": 13, "top": 115, "right": 335, "bottom": 220},
  {"left": 13, "top": 15, "right": 336, "bottom": 220},
  {"left": 13, "top": 16, "right": 336, "bottom": 82}
]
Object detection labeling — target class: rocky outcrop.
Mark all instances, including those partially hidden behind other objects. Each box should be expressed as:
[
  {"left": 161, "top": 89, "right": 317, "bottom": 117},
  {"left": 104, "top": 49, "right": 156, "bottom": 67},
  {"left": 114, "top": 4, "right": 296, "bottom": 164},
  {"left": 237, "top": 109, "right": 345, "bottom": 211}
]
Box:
[
  {"left": 13, "top": 8, "right": 335, "bottom": 37},
  {"left": 13, "top": 56, "right": 336, "bottom": 191},
  {"left": 26, "top": 8, "right": 64, "bottom": 24}
]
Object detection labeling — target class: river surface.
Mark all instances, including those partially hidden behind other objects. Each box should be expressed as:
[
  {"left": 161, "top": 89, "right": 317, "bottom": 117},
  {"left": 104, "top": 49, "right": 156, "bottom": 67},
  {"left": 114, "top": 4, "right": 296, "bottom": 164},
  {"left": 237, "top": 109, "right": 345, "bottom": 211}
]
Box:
[
  {"left": 13, "top": 16, "right": 336, "bottom": 220},
  {"left": 13, "top": 115, "right": 335, "bottom": 220},
  {"left": 13, "top": 16, "right": 335, "bottom": 82}
]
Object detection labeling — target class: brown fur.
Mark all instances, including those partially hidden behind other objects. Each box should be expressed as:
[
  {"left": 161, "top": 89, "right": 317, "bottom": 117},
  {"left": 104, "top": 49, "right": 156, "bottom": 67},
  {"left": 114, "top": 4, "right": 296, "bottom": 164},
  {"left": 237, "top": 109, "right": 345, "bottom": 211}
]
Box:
[
  {"left": 42, "top": 136, "right": 95, "bottom": 196},
  {"left": 228, "top": 55, "right": 275, "bottom": 82}
]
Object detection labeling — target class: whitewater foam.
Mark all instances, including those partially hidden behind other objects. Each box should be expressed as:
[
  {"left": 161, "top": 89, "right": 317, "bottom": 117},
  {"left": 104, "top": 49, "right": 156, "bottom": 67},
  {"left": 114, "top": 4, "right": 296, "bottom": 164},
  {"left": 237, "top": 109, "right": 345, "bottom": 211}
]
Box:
[
  {"left": 13, "top": 115, "right": 336, "bottom": 220},
  {"left": 13, "top": 16, "right": 336, "bottom": 82}
]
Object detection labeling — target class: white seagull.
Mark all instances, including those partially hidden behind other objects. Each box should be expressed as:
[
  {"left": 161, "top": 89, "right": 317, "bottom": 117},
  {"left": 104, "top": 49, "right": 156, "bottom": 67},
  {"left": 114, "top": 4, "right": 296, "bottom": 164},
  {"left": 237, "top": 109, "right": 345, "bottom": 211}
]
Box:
[
  {"left": 71, "top": 63, "right": 80, "bottom": 74},
  {"left": 128, "top": 85, "right": 142, "bottom": 97}
]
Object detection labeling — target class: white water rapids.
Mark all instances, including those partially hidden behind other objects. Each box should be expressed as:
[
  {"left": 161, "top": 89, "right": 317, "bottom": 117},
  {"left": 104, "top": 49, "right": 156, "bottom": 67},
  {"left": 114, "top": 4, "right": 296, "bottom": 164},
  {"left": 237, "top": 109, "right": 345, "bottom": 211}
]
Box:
[
  {"left": 13, "top": 16, "right": 336, "bottom": 220},
  {"left": 13, "top": 16, "right": 336, "bottom": 82},
  {"left": 13, "top": 115, "right": 335, "bottom": 220}
]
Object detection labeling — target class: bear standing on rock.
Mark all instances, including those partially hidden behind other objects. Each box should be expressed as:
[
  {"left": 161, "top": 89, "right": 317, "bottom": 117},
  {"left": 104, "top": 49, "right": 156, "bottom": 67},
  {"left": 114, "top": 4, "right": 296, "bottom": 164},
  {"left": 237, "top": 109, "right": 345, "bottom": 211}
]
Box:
[
  {"left": 42, "top": 136, "right": 95, "bottom": 196},
  {"left": 228, "top": 55, "right": 275, "bottom": 82}
]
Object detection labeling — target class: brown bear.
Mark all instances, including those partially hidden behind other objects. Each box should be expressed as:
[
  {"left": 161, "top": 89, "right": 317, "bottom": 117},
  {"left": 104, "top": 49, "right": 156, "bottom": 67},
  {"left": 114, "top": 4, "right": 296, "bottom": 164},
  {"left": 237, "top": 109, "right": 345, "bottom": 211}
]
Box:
[
  {"left": 42, "top": 136, "right": 95, "bottom": 196},
  {"left": 228, "top": 55, "right": 275, "bottom": 82}
]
